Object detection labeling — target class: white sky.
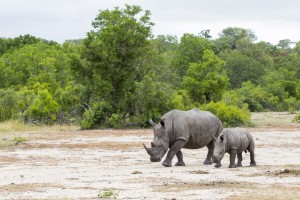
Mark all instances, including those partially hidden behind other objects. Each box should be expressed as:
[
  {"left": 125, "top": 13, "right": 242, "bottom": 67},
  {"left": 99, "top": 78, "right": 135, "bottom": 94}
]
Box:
[{"left": 1, "top": 0, "right": 300, "bottom": 44}]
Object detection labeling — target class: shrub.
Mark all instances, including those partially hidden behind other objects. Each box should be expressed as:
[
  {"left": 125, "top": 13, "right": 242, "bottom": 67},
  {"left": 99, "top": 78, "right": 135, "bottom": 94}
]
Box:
[
  {"left": 80, "top": 101, "right": 111, "bottom": 129},
  {"left": 200, "top": 101, "right": 252, "bottom": 127},
  {"left": 292, "top": 112, "right": 300, "bottom": 123},
  {"left": 108, "top": 114, "right": 122, "bottom": 129}
]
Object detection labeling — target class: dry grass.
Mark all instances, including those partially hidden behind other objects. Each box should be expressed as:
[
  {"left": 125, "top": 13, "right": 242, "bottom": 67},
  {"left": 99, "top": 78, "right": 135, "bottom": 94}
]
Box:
[
  {"left": 227, "top": 185, "right": 300, "bottom": 200},
  {"left": 0, "top": 120, "right": 79, "bottom": 133},
  {"left": 0, "top": 183, "right": 63, "bottom": 193},
  {"left": 251, "top": 112, "right": 299, "bottom": 128},
  {"left": 153, "top": 181, "right": 257, "bottom": 193},
  {"left": 23, "top": 141, "right": 143, "bottom": 150}
]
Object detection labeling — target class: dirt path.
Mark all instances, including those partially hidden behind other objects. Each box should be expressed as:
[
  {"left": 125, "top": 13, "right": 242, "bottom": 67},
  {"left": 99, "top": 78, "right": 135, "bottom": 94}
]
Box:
[{"left": 0, "top": 127, "right": 300, "bottom": 199}]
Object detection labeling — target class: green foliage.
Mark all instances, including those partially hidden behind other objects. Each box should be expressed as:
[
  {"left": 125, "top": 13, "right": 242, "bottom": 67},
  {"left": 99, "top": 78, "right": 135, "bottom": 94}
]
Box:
[
  {"left": 230, "top": 82, "right": 279, "bottom": 112},
  {"left": 80, "top": 101, "right": 111, "bottom": 129},
  {"left": 28, "top": 87, "right": 60, "bottom": 123},
  {"left": 172, "top": 33, "right": 212, "bottom": 78},
  {"left": 200, "top": 101, "right": 252, "bottom": 127},
  {"left": 0, "top": 88, "right": 17, "bottom": 121},
  {"left": 223, "top": 52, "right": 265, "bottom": 88},
  {"left": 292, "top": 112, "right": 300, "bottom": 123},
  {"left": 171, "top": 90, "right": 194, "bottom": 110},
  {"left": 134, "top": 70, "right": 173, "bottom": 126},
  {"left": 12, "top": 137, "right": 27, "bottom": 145},
  {"left": 0, "top": 7, "right": 299, "bottom": 129},
  {"left": 183, "top": 50, "right": 228, "bottom": 103}
]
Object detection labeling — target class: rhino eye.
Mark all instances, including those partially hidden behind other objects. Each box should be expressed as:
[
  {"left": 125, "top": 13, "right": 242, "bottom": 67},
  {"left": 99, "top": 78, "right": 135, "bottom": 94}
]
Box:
[{"left": 151, "top": 142, "right": 156, "bottom": 147}]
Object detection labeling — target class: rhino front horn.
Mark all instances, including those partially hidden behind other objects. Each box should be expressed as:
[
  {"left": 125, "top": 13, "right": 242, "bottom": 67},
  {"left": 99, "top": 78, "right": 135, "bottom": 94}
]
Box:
[
  {"left": 149, "top": 119, "right": 156, "bottom": 127},
  {"left": 143, "top": 143, "right": 153, "bottom": 155}
]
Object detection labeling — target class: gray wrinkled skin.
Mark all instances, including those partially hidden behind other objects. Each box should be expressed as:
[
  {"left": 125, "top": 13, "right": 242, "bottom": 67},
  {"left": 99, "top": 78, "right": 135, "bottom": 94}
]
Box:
[
  {"left": 213, "top": 128, "right": 256, "bottom": 168},
  {"left": 144, "top": 108, "right": 223, "bottom": 167}
]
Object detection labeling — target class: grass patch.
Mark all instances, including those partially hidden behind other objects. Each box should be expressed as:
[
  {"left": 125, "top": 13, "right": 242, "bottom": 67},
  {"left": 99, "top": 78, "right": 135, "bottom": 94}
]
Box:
[
  {"left": 0, "top": 136, "right": 28, "bottom": 148},
  {"left": 98, "top": 189, "right": 118, "bottom": 198}
]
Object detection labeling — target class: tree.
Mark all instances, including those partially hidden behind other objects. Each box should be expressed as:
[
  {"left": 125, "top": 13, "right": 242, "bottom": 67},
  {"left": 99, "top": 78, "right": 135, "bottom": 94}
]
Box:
[
  {"left": 183, "top": 50, "right": 228, "bottom": 103},
  {"left": 172, "top": 33, "right": 212, "bottom": 80},
  {"left": 214, "top": 27, "right": 256, "bottom": 52},
  {"left": 224, "top": 51, "right": 265, "bottom": 88},
  {"left": 76, "top": 5, "right": 154, "bottom": 126}
]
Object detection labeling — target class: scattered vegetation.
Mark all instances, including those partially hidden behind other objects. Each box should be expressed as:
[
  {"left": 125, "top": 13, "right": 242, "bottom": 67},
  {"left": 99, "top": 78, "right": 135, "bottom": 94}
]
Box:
[
  {"left": 292, "top": 112, "right": 300, "bottom": 123},
  {"left": 97, "top": 189, "right": 118, "bottom": 199}
]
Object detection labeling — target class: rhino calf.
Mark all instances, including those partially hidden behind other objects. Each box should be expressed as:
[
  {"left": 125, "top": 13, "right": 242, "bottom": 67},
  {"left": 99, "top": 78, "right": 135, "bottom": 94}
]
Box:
[{"left": 213, "top": 128, "right": 256, "bottom": 168}]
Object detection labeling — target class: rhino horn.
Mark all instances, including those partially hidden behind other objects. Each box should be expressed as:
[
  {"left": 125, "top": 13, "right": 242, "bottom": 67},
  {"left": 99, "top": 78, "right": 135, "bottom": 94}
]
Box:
[
  {"left": 143, "top": 143, "right": 153, "bottom": 155},
  {"left": 149, "top": 119, "right": 156, "bottom": 127}
]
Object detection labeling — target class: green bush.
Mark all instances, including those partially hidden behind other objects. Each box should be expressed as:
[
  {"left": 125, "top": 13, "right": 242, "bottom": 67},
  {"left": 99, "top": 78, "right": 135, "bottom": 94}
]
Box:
[
  {"left": 292, "top": 112, "right": 300, "bottom": 123},
  {"left": 80, "top": 101, "right": 111, "bottom": 129},
  {"left": 200, "top": 101, "right": 252, "bottom": 127},
  {"left": 108, "top": 114, "right": 122, "bottom": 129}
]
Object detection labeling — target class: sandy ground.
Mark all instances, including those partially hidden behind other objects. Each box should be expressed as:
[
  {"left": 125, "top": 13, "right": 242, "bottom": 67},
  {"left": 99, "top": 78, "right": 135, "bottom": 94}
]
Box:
[{"left": 0, "top": 113, "right": 300, "bottom": 199}]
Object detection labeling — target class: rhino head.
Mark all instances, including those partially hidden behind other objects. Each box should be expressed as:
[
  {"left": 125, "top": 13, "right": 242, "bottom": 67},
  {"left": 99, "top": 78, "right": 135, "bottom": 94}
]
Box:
[
  {"left": 143, "top": 119, "right": 169, "bottom": 162},
  {"left": 213, "top": 134, "right": 225, "bottom": 168}
]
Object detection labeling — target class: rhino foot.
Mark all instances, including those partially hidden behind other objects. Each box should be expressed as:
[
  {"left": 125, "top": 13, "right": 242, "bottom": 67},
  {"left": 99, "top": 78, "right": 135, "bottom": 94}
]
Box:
[
  {"left": 162, "top": 160, "right": 172, "bottom": 167},
  {"left": 237, "top": 163, "right": 242, "bottom": 167},
  {"left": 203, "top": 159, "right": 213, "bottom": 165},
  {"left": 214, "top": 163, "right": 222, "bottom": 168},
  {"left": 175, "top": 161, "right": 185, "bottom": 166},
  {"left": 229, "top": 164, "right": 237, "bottom": 168},
  {"left": 250, "top": 162, "right": 256, "bottom": 167}
]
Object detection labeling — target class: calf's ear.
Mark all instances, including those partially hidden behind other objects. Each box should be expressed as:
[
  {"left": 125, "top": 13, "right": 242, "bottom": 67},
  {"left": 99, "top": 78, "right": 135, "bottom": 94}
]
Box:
[
  {"left": 220, "top": 135, "right": 224, "bottom": 142},
  {"left": 160, "top": 118, "right": 165, "bottom": 127}
]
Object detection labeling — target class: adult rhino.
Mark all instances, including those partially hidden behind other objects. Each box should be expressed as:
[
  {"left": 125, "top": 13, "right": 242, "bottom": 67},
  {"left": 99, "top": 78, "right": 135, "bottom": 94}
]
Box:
[{"left": 143, "top": 108, "right": 223, "bottom": 167}]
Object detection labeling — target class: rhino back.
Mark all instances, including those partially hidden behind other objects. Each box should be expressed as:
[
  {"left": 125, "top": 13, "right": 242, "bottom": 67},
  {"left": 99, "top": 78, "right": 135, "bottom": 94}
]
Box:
[
  {"left": 223, "top": 128, "right": 252, "bottom": 153},
  {"left": 163, "top": 108, "right": 223, "bottom": 149}
]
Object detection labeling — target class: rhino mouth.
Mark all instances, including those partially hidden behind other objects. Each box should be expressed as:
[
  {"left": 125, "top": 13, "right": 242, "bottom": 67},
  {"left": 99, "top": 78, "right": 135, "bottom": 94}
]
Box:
[{"left": 150, "top": 157, "right": 161, "bottom": 162}]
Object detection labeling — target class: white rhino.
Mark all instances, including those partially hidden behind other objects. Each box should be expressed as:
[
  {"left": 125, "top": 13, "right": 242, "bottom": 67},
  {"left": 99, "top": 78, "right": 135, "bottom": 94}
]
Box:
[{"left": 144, "top": 108, "right": 223, "bottom": 167}]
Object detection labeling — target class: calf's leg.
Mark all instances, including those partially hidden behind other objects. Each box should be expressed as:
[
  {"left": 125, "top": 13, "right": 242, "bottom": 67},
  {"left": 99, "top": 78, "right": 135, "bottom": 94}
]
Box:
[{"left": 229, "top": 149, "right": 237, "bottom": 168}]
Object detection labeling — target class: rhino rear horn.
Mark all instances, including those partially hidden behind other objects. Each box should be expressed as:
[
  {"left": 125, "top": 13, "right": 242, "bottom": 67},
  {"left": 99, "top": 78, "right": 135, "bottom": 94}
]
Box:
[
  {"left": 149, "top": 119, "right": 156, "bottom": 127},
  {"left": 143, "top": 143, "right": 153, "bottom": 155}
]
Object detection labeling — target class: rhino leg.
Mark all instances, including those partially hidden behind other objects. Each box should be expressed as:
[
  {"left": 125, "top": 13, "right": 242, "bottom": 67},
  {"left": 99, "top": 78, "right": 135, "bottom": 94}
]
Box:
[
  {"left": 237, "top": 152, "right": 243, "bottom": 167},
  {"left": 203, "top": 140, "right": 214, "bottom": 165},
  {"left": 249, "top": 145, "right": 256, "bottom": 166},
  {"left": 162, "top": 140, "right": 186, "bottom": 167},
  {"left": 229, "top": 150, "right": 237, "bottom": 168},
  {"left": 175, "top": 150, "right": 185, "bottom": 166}
]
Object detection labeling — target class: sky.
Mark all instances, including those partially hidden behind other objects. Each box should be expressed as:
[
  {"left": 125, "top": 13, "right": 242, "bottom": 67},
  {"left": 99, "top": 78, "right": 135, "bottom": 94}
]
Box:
[{"left": 1, "top": 0, "right": 300, "bottom": 44}]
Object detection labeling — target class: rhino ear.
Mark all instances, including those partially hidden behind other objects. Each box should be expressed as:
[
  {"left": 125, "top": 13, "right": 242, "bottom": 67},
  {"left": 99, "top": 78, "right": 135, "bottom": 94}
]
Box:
[
  {"left": 160, "top": 118, "right": 165, "bottom": 127},
  {"left": 220, "top": 135, "right": 224, "bottom": 142}
]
